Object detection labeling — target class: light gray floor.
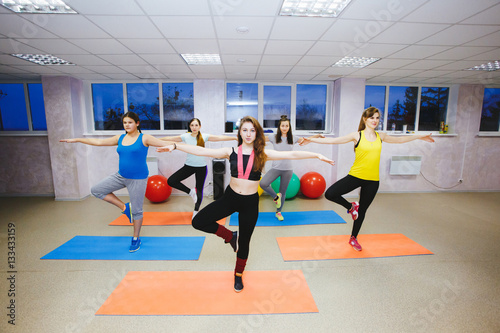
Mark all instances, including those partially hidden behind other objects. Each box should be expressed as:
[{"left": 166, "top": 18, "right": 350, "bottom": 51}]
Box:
[{"left": 1, "top": 192, "right": 499, "bottom": 333}]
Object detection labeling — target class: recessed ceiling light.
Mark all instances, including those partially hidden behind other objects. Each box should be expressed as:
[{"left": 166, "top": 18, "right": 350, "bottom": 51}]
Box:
[
  {"left": 236, "top": 26, "right": 250, "bottom": 34},
  {"left": 181, "top": 54, "right": 221, "bottom": 65},
  {"left": 11, "top": 54, "right": 75, "bottom": 65},
  {"left": 1, "top": 0, "right": 77, "bottom": 14},
  {"left": 332, "top": 56, "right": 380, "bottom": 68},
  {"left": 465, "top": 61, "right": 500, "bottom": 71},
  {"left": 280, "top": 0, "right": 352, "bottom": 18}
]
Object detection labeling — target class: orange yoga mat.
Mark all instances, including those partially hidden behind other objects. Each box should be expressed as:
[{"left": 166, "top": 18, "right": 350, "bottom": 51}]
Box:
[
  {"left": 96, "top": 270, "right": 318, "bottom": 316},
  {"left": 109, "top": 212, "right": 226, "bottom": 226},
  {"left": 277, "top": 233, "right": 433, "bottom": 261}
]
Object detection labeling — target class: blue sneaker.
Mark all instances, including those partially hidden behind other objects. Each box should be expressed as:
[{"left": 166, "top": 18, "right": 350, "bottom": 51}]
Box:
[
  {"left": 123, "top": 202, "right": 132, "bottom": 224},
  {"left": 129, "top": 237, "right": 141, "bottom": 252}
]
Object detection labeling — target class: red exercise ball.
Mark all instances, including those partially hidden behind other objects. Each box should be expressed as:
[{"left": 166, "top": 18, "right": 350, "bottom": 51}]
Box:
[
  {"left": 145, "top": 175, "right": 172, "bottom": 203},
  {"left": 300, "top": 172, "right": 326, "bottom": 199}
]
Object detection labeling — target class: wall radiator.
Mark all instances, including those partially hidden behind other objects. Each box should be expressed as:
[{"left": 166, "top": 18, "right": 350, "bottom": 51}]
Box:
[{"left": 389, "top": 156, "right": 422, "bottom": 175}]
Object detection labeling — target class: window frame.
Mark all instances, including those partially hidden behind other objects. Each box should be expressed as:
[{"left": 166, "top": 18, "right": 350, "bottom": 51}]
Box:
[
  {"left": 365, "top": 84, "right": 452, "bottom": 134},
  {"left": 86, "top": 80, "right": 194, "bottom": 136},
  {"left": 0, "top": 81, "right": 47, "bottom": 136},
  {"left": 478, "top": 86, "right": 500, "bottom": 135},
  {"left": 225, "top": 81, "right": 333, "bottom": 134}
]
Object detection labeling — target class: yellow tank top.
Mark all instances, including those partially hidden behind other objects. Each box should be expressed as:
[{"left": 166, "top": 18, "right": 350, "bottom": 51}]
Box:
[{"left": 348, "top": 131, "right": 382, "bottom": 181}]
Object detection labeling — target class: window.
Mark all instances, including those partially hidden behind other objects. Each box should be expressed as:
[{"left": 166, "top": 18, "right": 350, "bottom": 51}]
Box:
[
  {"left": 226, "top": 82, "right": 330, "bottom": 132},
  {"left": 263, "top": 85, "right": 291, "bottom": 128},
  {"left": 296, "top": 84, "right": 327, "bottom": 131},
  {"left": 126, "top": 83, "right": 160, "bottom": 130},
  {"left": 479, "top": 88, "right": 500, "bottom": 132},
  {"left": 0, "top": 83, "right": 47, "bottom": 132},
  {"left": 226, "top": 83, "right": 258, "bottom": 128},
  {"left": 163, "top": 83, "right": 194, "bottom": 130},
  {"left": 364, "top": 85, "right": 386, "bottom": 131},
  {"left": 365, "top": 85, "right": 450, "bottom": 132},
  {"left": 92, "top": 83, "right": 124, "bottom": 131}
]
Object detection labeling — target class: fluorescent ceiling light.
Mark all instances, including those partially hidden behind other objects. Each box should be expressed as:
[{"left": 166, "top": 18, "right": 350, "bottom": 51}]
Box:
[
  {"left": 181, "top": 54, "right": 221, "bottom": 65},
  {"left": 280, "top": 0, "right": 352, "bottom": 18},
  {"left": 465, "top": 61, "right": 500, "bottom": 71},
  {"left": 1, "top": 0, "right": 77, "bottom": 13},
  {"left": 332, "top": 56, "right": 380, "bottom": 68},
  {"left": 11, "top": 54, "right": 75, "bottom": 65}
]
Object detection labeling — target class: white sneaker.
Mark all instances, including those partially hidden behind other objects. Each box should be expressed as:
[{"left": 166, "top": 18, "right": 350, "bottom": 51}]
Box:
[{"left": 189, "top": 188, "right": 197, "bottom": 203}]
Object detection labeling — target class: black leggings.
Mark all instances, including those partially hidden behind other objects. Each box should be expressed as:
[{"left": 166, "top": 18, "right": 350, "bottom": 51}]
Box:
[
  {"left": 192, "top": 186, "right": 259, "bottom": 260},
  {"left": 325, "top": 175, "right": 379, "bottom": 238},
  {"left": 167, "top": 164, "right": 207, "bottom": 211}
]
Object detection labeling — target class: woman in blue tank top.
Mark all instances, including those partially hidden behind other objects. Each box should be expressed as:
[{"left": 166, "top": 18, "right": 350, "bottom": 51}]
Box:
[
  {"left": 160, "top": 118, "right": 236, "bottom": 216},
  {"left": 61, "top": 112, "right": 170, "bottom": 253},
  {"left": 157, "top": 116, "right": 335, "bottom": 293}
]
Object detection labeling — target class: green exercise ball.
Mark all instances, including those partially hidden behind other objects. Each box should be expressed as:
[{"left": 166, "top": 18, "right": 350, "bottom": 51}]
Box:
[{"left": 271, "top": 173, "right": 300, "bottom": 200}]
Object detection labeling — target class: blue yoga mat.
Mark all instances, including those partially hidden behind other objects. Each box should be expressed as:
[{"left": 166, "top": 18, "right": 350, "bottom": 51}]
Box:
[
  {"left": 41, "top": 236, "right": 205, "bottom": 261},
  {"left": 229, "top": 210, "right": 346, "bottom": 226}
]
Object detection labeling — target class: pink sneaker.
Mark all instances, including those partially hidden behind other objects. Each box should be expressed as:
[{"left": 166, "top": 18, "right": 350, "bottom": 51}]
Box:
[
  {"left": 349, "top": 236, "right": 362, "bottom": 251},
  {"left": 348, "top": 202, "right": 359, "bottom": 221}
]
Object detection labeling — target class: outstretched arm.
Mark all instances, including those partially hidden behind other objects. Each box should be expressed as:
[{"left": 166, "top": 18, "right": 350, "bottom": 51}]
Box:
[
  {"left": 379, "top": 132, "right": 434, "bottom": 144},
  {"left": 143, "top": 134, "right": 181, "bottom": 147},
  {"left": 60, "top": 136, "right": 119, "bottom": 146},
  {"left": 157, "top": 143, "right": 231, "bottom": 159},
  {"left": 298, "top": 133, "right": 325, "bottom": 145},
  {"left": 265, "top": 149, "right": 335, "bottom": 166},
  {"left": 158, "top": 135, "right": 182, "bottom": 142},
  {"left": 300, "top": 132, "right": 358, "bottom": 146},
  {"left": 207, "top": 134, "right": 238, "bottom": 142}
]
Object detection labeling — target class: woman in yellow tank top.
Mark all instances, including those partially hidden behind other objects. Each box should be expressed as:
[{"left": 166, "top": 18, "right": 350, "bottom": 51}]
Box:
[{"left": 302, "top": 107, "right": 434, "bottom": 251}]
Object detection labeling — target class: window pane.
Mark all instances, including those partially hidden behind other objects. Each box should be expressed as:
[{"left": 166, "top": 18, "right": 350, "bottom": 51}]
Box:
[
  {"left": 226, "top": 83, "right": 258, "bottom": 127},
  {"left": 92, "top": 83, "right": 124, "bottom": 130},
  {"left": 127, "top": 83, "right": 160, "bottom": 130},
  {"left": 387, "top": 86, "right": 418, "bottom": 131},
  {"left": 162, "top": 83, "right": 194, "bottom": 130},
  {"left": 418, "top": 87, "right": 449, "bottom": 131},
  {"left": 28, "top": 83, "right": 47, "bottom": 131},
  {"left": 263, "top": 85, "right": 291, "bottom": 128},
  {"left": 0, "top": 83, "right": 29, "bottom": 131},
  {"left": 364, "top": 85, "right": 386, "bottom": 131},
  {"left": 296, "top": 84, "right": 327, "bottom": 131},
  {"left": 480, "top": 88, "right": 500, "bottom": 132}
]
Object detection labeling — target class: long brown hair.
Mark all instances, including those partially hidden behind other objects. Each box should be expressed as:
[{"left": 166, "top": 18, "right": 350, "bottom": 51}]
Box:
[
  {"left": 358, "top": 107, "right": 380, "bottom": 132},
  {"left": 189, "top": 118, "right": 204, "bottom": 147},
  {"left": 276, "top": 115, "right": 293, "bottom": 144},
  {"left": 237, "top": 116, "right": 267, "bottom": 172}
]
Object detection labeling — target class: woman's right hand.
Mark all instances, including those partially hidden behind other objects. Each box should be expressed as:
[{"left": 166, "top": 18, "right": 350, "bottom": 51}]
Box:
[
  {"left": 318, "top": 154, "right": 335, "bottom": 165},
  {"left": 156, "top": 144, "right": 175, "bottom": 153},
  {"left": 60, "top": 139, "right": 77, "bottom": 143},
  {"left": 299, "top": 137, "right": 312, "bottom": 146}
]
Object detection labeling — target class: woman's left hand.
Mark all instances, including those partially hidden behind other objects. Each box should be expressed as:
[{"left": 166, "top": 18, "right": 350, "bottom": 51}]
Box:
[
  {"left": 420, "top": 134, "right": 435, "bottom": 143},
  {"left": 156, "top": 144, "right": 175, "bottom": 153},
  {"left": 318, "top": 154, "right": 335, "bottom": 165}
]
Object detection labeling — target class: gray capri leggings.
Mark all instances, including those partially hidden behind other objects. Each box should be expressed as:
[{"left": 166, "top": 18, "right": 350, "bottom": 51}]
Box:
[
  {"left": 91, "top": 172, "right": 147, "bottom": 220},
  {"left": 260, "top": 169, "right": 293, "bottom": 212}
]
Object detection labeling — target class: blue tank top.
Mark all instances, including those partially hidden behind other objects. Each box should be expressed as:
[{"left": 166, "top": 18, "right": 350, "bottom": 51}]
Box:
[{"left": 117, "top": 133, "right": 149, "bottom": 179}]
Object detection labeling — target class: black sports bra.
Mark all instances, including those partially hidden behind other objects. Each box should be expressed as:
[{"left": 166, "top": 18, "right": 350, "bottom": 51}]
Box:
[{"left": 229, "top": 147, "right": 261, "bottom": 181}]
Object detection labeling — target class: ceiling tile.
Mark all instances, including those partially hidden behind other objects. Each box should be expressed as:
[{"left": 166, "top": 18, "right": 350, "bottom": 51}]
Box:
[
  {"left": 51, "top": 66, "right": 96, "bottom": 74},
  {"left": 321, "top": 67, "right": 359, "bottom": 76},
  {"left": 284, "top": 73, "right": 316, "bottom": 80},
  {"left": 214, "top": 17, "right": 274, "bottom": 39},
  {"left": 387, "top": 45, "right": 452, "bottom": 59},
  {"left": 401, "top": 0, "right": 497, "bottom": 24},
  {"left": 155, "top": 65, "right": 192, "bottom": 75},
  {"left": 151, "top": 16, "right": 216, "bottom": 39},
  {"left": 428, "top": 46, "right": 496, "bottom": 60},
  {"left": 465, "top": 48, "right": 500, "bottom": 61},
  {"left": 370, "top": 22, "right": 449, "bottom": 44},
  {"left": 307, "top": 41, "right": 356, "bottom": 57},
  {"left": 67, "top": 39, "right": 133, "bottom": 54},
  {"left": 219, "top": 39, "right": 266, "bottom": 55},
  {"left": 256, "top": 73, "right": 287, "bottom": 80},
  {"left": 210, "top": 0, "right": 281, "bottom": 16},
  {"left": 321, "top": 19, "right": 394, "bottom": 42},
  {"left": 119, "top": 65, "right": 163, "bottom": 75},
  {"left": 270, "top": 17, "right": 334, "bottom": 41},
  {"left": 349, "top": 43, "right": 408, "bottom": 58},
  {"left": 59, "top": 54, "right": 112, "bottom": 66},
  {"left": 367, "top": 59, "right": 416, "bottom": 69},
  {"left": 420, "top": 24, "right": 500, "bottom": 46},
  {"left": 288, "top": 66, "right": 325, "bottom": 75},
  {"left": 138, "top": 0, "right": 211, "bottom": 15},
  {"left": 384, "top": 69, "right": 423, "bottom": 77},
  {"left": 224, "top": 65, "right": 259, "bottom": 74},
  {"left": 0, "top": 38, "right": 44, "bottom": 54},
  {"left": 73, "top": 73, "right": 111, "bottom": 80},
  {"left": 16, "top": 65, "right": 66, "bottom": 74},
  {"left": 221, "top": 55, "right": 262, "bottom": 66},
  {"left": 189, "top": 66, "right": 225, "bottom": 74},
  {"left": 22, "top": 15, "right": 110, "bottom": 39},
  {"left": 87, "top": 15, "right": 163, "bottom": 39},
  {"left": 69, "top": 0, "right": 146, "bottom": 15},
  {"left": 264, "top": 40, "right": 314, "bottom": 55},
  {"left": 257, "top": 66, "right": 293, "bottom": 74},
  {"left": 118, "top": 39, "right": 175, "bottom": 54},
  {"left": 0, "top": 65, "right": 31, "bottom": 74},
  {"left": 403, "top": 59, "right": 453, "bottom": 70},
  {"left": 103, "top": 73, "right": 140, "bottom": 80},
  {"left": 169, "top": 39, "right": 220, "bottom": 54},
  {"left": 15, "top": 39, "right": 88, "bottom": 54},
  {"left": 139, "top": 54, "right": 186, "bottom": 65},
  {"left": 296, "top": 56, "right": 339, "bottom": 67},
  {"left": 260, "top": 55, "right": 301, "bottom": 66},
  {"left": 434, "top": 60, "right": 486, "bottom": 71},
  {"left": 166, "top": 73, "right": 197, "bottom": 79},
  {"left": 463, "top": 31, "right": 500, "bottom": 47},
  {"left": 98, "top": 54, "right": 148, "bottom": 66},
  {"left": 458, "top": 2, "right": 500, "bottom": 24},
  {"left": 340, "top": 0, "right": 428, "bottom": 20},
  {"left": 0, "top": 14, "right": 57, "bottom": 39},
  {"left": 81, "top": 66, "right": 127, "bottom": 74}
]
